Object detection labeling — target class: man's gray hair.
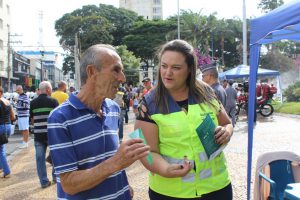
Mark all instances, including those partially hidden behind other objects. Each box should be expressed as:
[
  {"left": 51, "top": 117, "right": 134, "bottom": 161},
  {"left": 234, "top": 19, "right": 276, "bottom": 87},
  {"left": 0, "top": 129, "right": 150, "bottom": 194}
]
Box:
[
  {"left": 57, "top": 81, "right": 67, "bottom": 88},
  {"left": 80, "top": 44, "right": 116, "bottom": 85},
  {"left": 39, "top": 81, "right": 52, "bottom": 93},
  {"left": 16, "top": 85, "right": 23, "bottom": 90}
]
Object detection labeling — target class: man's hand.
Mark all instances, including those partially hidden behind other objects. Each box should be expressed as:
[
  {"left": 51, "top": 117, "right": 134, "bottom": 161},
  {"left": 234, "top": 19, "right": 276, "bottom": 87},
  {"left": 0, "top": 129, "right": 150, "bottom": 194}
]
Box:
[{"left": 112, "top": 138, "right": 149, "bottom": 170}]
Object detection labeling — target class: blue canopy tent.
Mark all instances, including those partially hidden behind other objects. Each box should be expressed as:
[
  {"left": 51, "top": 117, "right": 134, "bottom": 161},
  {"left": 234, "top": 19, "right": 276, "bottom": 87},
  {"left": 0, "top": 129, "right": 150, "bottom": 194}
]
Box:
[
  {"left": 248, "top": 1, "right": 300, "bottom": 199},
  {"left": 219, "top": 64, "right": 280, "bottom": 80}
]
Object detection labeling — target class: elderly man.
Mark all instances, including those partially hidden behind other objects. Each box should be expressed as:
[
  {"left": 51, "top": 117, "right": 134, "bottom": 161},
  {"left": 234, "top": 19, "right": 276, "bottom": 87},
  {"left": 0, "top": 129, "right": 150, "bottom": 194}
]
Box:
[
  {"left": 51, "top": 81, "right": 69, "bottom": 105},
  {"left": 30, "top": 81, "right": 58, "bottom": 188},
  {"left": 200, "top": 63, "right": 227, "bottom": 107},
  {"left": 47, "top": 44, "right": 149, "bottom": 199},
  {"left": 15, "top": 85, "right": 30, "bottom": 148}
]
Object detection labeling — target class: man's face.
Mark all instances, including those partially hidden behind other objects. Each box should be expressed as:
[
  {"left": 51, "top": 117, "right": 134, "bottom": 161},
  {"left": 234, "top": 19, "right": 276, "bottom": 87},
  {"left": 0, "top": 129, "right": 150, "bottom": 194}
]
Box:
[
  {"left": 16, "top": 87, "right": 22, "bottom": 94},
  {"left": 143, "top": 81, "right": 151, "bottom": 89},
  {"left": 201, "top": 73, "right": 211, "bottom": 84},
  {"left": 91, "top": 50, "right": 126, "bottom": 99}
]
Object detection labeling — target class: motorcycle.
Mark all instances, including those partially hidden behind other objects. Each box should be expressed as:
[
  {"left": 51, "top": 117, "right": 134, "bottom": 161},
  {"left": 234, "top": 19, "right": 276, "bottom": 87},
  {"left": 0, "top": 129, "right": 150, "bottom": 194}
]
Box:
[{"left": 235, "top": 92, "right": 274, "bottom": 121}]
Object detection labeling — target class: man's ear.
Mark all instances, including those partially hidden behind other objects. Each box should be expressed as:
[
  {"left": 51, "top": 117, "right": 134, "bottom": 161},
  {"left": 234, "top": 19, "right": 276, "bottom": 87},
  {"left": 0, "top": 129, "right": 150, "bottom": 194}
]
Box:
[{"left": 86, "top": 65, "right": 96, "bottom": 78}]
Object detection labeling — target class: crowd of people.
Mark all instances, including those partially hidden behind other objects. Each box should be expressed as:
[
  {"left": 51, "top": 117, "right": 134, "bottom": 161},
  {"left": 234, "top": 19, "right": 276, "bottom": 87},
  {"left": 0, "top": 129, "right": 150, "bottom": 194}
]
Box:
[{"left": 0, "top": 39, "right": 254, "bottom": 200}]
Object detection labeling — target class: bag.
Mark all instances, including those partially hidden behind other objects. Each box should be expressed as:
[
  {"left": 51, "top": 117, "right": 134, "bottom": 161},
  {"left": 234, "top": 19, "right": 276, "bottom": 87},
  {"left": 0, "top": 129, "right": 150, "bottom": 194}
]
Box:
[{"left": 0, "top": 134, "right": 8, "bottom": 145}]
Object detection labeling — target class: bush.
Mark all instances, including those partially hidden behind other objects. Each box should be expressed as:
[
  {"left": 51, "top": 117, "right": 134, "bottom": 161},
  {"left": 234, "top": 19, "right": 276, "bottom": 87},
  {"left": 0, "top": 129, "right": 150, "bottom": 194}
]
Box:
[{"left": 284, "top": 81, "right": 300, "bottom": 102}]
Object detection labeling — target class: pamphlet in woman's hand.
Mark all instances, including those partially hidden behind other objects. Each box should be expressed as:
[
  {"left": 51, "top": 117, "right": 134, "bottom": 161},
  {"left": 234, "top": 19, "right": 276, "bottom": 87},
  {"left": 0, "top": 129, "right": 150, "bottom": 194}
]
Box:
[
  {"left": 196, "top": 114, "right": 225, "bottom": 160},
  {"left": 129, "top": 128, "right": 153, "bottom": 165}
]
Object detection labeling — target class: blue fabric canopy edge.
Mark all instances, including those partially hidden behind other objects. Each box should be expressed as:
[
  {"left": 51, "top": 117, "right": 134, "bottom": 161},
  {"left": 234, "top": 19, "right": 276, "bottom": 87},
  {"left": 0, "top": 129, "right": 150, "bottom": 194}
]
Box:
[
  {"left": 219, "top": 65, "right": 279, "bottom": 80},
  {"left": 248, "top": 1, "right": 300, "bottom": 200}
]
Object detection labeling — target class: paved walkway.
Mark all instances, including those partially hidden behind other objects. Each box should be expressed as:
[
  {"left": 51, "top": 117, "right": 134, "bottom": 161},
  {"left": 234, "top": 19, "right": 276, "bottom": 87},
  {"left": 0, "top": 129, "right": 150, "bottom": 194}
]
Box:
[{"left": 0, "top": 112, "right": 299, "bottom": 200}]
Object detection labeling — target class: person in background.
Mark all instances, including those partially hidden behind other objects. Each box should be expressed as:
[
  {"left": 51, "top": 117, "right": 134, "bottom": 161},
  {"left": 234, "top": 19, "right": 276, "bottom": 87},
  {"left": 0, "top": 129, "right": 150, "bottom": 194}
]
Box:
[
  {"left": 113, "top": 87, "right": 126, "bottom": 142},
  {"left": 135, "top": 40, "right": 233, "bottom": 199},
  {"left": 0, "top": 87, "right": 16, "bottom": 178},
  {"left": 30, "top": 81, "right": 58, "bottom": 188},
  {"left": 132, "top": 93, "right": 139, "bottom": 117},
  {"left": 69, "top": 86, "right": 76, "bottom": 96},
  {"left": 51, "top": 81, "right": 69, "bottom": 105},
  {"left": 47, "top": 44, "right": 149, "bottom": 199},
  {"left": 139, "top": 77, "right": 153, "bottom": 100},
  {"left": 222, "top": 79, "right": 228, "bottom": 89},
  {"left": 225, "top": 80, "right": 238, "bottom": 127},
  {"left": 16, "top": 85, "right": 30, "bottom": 149},
  {"left": 200, "top": 63, "right": 227, "bottom": 107}
]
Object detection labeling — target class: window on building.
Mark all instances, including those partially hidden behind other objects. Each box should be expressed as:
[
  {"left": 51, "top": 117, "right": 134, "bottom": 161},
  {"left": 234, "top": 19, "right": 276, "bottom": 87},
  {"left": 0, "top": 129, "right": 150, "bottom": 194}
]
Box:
[
  {"left": 0, "top": 18, "right": 3, "bottom": 29},
  {"left": 153, "top": 0, "right": 161, "bottom": 4},
  {"left": 0, "top": 39, "right": 3, "bottom": 49},
  {"left": 0, "top": 0, "right": 3, "bottom": 8},
  {"left": 153, "top": 7, "right": 161, "bottom": 14}
]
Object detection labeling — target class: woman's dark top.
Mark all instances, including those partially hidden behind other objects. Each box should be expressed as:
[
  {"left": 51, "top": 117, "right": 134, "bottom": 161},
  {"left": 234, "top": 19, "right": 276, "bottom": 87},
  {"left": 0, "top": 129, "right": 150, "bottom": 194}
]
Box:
[{"left": 0, "top": 100, "right": 11, "bottom": 124}]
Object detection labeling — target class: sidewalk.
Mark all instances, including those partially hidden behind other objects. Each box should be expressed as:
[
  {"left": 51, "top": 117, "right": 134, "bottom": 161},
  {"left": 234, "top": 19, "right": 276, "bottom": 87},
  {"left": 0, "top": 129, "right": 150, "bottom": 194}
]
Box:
[{"left": 1, "top": 112, "right": 300, "bottom": 200}]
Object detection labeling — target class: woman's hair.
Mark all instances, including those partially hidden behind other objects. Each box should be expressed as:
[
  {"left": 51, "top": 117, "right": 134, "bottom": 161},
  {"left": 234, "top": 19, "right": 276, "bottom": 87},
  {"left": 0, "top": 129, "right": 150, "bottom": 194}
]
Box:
[
  {"left": 0, "top": 87, "right": 6, "bottom": 115},
  {"left": 154, "top": 39, "right": 217, "bottom": 114}
]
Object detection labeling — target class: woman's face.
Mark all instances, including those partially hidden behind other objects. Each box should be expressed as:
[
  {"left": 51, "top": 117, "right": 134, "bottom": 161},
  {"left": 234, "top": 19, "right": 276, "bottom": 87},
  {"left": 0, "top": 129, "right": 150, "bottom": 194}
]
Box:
[{"left": 160, "top": 50, "right": 190, "bottom": 92}]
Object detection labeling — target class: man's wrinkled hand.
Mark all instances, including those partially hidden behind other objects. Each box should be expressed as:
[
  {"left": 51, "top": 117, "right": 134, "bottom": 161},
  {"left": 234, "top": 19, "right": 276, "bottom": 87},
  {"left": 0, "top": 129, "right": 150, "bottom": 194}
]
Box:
[{"left": 114, "top": 138, "right": 149, "bottom": 170}]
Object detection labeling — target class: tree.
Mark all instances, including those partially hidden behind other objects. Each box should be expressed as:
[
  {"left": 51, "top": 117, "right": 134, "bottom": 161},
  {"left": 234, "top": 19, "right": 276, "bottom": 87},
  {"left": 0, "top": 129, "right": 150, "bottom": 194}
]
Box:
[
  {"left": 55, "top": 12, "right": 114, "bottom": 52},
  {"left": 123, "top": 19, "right": 177, "bottom": 68},
  {"left": 258, "top": 0, "right": 284, "bottom": 13},
  {"left": 116, "top": 45, "right": 141, "bottom": 84},
  {"left": 284, "top": 81, "right": 300, "bottom": 102},
  {"left": 62, "top": 55, "right": 75, "bottom": 75},
  {"left": 260, "top": 49, "right": 294, "bottom": 72},
  {"left": 55, "top": 4, "right": 140, "bottom": 74}
]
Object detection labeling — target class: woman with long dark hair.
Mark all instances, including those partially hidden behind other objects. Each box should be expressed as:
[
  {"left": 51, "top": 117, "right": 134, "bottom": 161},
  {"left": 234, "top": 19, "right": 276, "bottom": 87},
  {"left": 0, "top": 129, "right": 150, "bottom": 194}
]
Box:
[
  {"left": 0, "top": 87, "right": 16, "bottom": 178},
  {"left": 135, "top": 40, "right": 234, "bottom": 199}
]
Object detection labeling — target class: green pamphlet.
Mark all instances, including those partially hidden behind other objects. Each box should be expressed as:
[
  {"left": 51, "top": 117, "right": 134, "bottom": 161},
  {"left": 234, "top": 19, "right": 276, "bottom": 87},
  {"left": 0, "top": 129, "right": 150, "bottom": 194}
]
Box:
[
  {"left": 129, "top": 128, "right": 153, "bottom": 165},
  {"left": 196, "top": 114, "right": 225, "bottom": 160}
]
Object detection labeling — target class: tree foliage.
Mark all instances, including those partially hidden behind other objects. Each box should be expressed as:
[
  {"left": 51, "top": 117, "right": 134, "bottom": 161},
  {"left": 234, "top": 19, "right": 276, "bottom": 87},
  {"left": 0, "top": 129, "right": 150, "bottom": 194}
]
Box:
[
  {"left": 284, "top": 81, "right": 300, "bottom": 102},
  {"left": 260, "top": 49, "right": 294, "bottom": 72},
  {"left": 55, "top": 4, "right": 139, "bottom": 52},
  {"left": 116, "top": 45, "right": 141, "bottom": 84},
  {"left": 62, "top": 55, "right": 75, "bottom": 75},
  {"left": 258, "top": 0, "right": 284, "bottom": 13},
  {"left": 123, "top": 19, "right": 177, "bottom": 68}
]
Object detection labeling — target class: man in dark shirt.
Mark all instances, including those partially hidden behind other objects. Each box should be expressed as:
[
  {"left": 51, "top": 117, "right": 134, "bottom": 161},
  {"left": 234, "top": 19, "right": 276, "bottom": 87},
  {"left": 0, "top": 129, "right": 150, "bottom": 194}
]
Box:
[
  {"left": 30, "top": 81, "right": 59, "bottom": 188},
  {"left": 200, "top": 63, "right": 227, "bottom": 107}
]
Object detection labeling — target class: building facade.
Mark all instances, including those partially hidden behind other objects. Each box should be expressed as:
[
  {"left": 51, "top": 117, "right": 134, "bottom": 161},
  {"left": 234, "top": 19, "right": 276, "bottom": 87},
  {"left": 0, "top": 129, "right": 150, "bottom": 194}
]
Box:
[
  {"left": 119, "top": 0, "right": 163, "bottom": 20},
  {"left": 17, "top": 51, "right": 63, "bottom": 90},
  {"left": 0, "top": 0, "right": 11, "bottom": 91}
]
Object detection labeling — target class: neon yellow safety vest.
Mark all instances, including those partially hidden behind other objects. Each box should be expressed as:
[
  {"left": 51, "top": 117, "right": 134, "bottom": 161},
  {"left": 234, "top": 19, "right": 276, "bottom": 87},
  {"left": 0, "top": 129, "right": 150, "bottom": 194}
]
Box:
[{"left": 145, "top": 92, "right": 230, "bottom": 198}]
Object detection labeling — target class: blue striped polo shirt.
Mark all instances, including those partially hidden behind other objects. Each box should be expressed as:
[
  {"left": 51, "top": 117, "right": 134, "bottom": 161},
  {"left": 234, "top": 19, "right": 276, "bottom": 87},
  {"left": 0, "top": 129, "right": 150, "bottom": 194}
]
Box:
[
  {"left": 16, "top": 93, "right": 30, "bottom": 117},
  {"left": 47, "top": 93, "right": 131, "bottom": 200}
]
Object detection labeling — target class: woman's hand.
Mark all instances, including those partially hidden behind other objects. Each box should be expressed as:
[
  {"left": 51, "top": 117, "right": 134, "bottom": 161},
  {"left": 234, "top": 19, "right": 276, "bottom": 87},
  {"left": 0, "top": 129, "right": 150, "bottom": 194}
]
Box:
[
  {"left": 214, "top": 125, "right": 232, "bottom": 145},
  {"left": 162, "top": 157, "right": 192, "bottom": 178}
]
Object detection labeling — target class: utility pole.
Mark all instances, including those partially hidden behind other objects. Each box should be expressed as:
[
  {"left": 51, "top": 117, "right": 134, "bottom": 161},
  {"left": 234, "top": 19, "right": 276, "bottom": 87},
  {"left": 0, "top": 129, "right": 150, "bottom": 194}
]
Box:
[
  {"left": 74, "top": 33, "right": 81, "bottom": 89},
  {"left": 7, "top": 30, "right": 21, "bottom": 92},
  {"left": 7, "top": 31, "right": 11, "bottom": 92},
  {"left": 177, "top": 0, "right": 180, "bottom": 39},
  {"left": 243, "top": 0, "right": 247, "bottom": 65}
]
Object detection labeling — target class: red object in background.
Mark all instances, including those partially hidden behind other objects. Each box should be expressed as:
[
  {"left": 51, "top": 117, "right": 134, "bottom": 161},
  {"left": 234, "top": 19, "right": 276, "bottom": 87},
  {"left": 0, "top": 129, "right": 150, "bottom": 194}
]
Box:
[
  {"left": 262, "top": 84, "right": 270, "bottom": 100},
  {"left": 256, "top": 84, "right": 262, "bottom": 97},
  {"left": 130, "top": 98, "right": 133, "bottom": 107}
]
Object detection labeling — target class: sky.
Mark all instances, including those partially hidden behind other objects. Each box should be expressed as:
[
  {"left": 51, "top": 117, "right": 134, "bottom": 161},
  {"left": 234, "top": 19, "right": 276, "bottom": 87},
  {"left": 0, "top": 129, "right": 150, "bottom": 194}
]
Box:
[{"left": 9, "top": 0, "right": 293, "bottom": 54}]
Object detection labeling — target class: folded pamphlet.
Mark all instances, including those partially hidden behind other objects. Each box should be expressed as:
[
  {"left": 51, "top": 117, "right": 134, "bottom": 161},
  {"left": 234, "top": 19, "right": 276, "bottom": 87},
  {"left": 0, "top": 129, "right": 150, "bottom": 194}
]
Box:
[
  {"left": 129, "top": 128, "right": 153, "bottom": 165},
  {"left": 196, "top": 114, "right": 225, "bottom": 160}
]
